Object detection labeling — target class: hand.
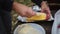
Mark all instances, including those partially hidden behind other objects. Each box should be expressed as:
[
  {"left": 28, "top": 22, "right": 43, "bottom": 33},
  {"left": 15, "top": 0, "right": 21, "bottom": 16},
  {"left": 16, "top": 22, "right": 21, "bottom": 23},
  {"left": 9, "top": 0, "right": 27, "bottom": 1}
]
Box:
[
  {"left": 41, "top": 7, "right": 51, "bottom": 20},
  {"left": 41, "top": 1, "right": 51, "bottom": 20},
  {"left": 13, "top": 2, "right": 36, "bottom": 17},
  {"left": 18, "top": 7, "right": 36, "bottom": 17}
]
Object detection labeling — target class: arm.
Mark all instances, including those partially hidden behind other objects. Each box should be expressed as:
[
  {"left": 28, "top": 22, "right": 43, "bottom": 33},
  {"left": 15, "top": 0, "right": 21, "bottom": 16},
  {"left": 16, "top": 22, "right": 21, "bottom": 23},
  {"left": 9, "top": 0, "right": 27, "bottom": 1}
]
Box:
[{"left": 12, "top": 2, "right": 36, "bottom": 17}]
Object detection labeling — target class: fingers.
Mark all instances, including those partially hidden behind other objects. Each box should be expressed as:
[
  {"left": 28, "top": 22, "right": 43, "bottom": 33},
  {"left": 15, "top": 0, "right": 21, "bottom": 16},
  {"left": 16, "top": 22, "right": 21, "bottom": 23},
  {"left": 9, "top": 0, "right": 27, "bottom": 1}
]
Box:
[
  {"left": 20, "top": 7, "right": 36, "bottom": 18},
  {"left": 26, "top": 8, "right": 36, "bottom": 17},
  {"left": 41, "top": 6, "right": 51, "bottom": 20},
  {"left": 26, "top": 12, "right": 36, "bottom": 18}
]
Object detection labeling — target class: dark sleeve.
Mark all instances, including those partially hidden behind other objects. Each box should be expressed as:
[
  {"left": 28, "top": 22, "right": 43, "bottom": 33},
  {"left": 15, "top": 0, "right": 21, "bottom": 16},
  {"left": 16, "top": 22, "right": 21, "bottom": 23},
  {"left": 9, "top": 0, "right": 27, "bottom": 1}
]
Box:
[
  {"left": 31, "top": 0, "right": 42, "bottom": 6},
  {"left": 2, "top": 0, "right": 14, "bottom": 11}
]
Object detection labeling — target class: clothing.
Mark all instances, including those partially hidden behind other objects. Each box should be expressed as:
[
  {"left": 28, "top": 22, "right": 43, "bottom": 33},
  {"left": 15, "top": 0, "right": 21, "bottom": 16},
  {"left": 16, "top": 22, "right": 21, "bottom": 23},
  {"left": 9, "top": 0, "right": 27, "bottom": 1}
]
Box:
[{"left": 0, "top": 0, "right": 13, "bottom": 34}]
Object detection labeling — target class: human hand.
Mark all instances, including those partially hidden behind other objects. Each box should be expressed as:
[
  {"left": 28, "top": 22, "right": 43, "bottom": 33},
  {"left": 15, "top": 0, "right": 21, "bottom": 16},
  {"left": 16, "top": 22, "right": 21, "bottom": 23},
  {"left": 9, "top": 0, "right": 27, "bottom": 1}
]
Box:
[
  {"left": 13, "top": 2, "right": 36, "bottom": 17},
  {"left": 41, "top": 1, "right": 51, "bottom": 20},
  {"left": 18, "top": 7, "right": 36, "bottom": 17}
]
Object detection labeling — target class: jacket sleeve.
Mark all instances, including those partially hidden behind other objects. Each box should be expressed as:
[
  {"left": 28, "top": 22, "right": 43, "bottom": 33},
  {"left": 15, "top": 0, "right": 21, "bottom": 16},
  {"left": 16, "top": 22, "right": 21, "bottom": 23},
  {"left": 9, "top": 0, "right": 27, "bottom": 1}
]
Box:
[{"left": 2, "top": 0, "right": 14, "bottom": 11}]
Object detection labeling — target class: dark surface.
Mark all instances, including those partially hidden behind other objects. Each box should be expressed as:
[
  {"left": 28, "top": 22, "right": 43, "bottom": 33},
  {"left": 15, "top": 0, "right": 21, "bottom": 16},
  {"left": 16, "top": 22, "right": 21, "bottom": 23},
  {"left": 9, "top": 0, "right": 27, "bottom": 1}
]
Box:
[
  {"left": 44, "top": 0, "right": 60, "bottom": 10},
  {"left": 49, "top": 4, "right": 60, "bottom": 10},
  {"left": 45, "top": 0, "right": 60, "bottom": 3}
]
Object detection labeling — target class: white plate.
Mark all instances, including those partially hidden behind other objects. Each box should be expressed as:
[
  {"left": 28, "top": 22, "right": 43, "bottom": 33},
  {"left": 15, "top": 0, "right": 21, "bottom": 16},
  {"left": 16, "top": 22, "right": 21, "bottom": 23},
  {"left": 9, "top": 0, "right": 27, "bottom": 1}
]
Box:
[
  {"left": 14, "top": 23, "right": 46, "bottom": 34},
  {"left": 52, "top": 10, "right": 60, "bottom": 34}
]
